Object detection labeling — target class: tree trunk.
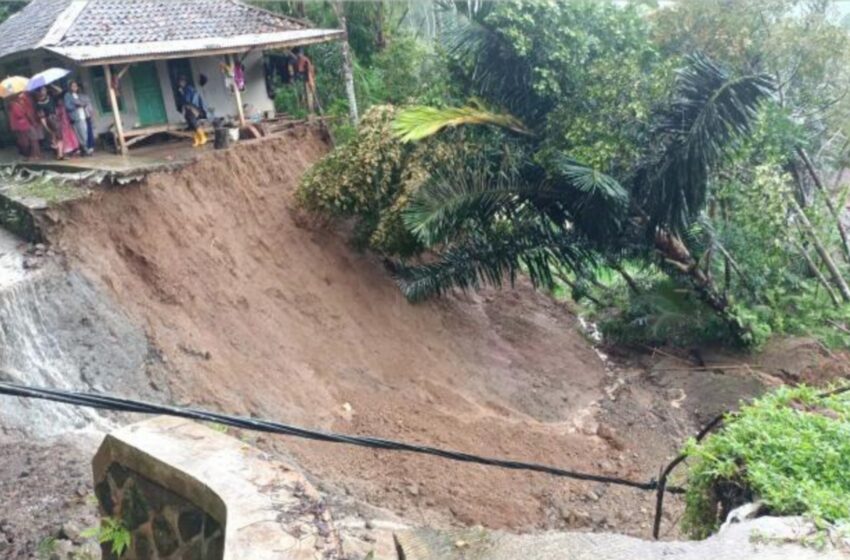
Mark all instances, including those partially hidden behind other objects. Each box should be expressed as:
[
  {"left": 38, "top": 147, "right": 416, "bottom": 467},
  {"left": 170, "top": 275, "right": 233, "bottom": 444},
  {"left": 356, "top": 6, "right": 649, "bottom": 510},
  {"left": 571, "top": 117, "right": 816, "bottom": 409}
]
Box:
[
  {"left": 375, "top": 1, "right": 386, "bottom": 51},
  {"left": 796, "top": 147, "right": 850, "bottom": 264},
  {"left": 332, "top": 1, "right": 359, "bottom": 125},
  {"left": 654, "top": 229, "right": 750, "bottom": 342},
  {"left": 789, "top": 196, "right": 850, "bottom": 302}
]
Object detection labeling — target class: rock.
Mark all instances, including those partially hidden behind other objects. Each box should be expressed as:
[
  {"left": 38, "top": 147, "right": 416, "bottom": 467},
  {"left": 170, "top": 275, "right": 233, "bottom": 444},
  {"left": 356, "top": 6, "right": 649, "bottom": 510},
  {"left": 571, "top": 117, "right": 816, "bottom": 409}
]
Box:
[
  {"left": 591, "top": 513, "right": 609, "bottom": 527},
  {"left": 59, "top": 521, "right": 82, "bottom": 544},
  {"left": 364, "top": 519, "right": 375, "bottom": 530},
  {"left": 596, "top": 424, "right": 626, "bottom": 450},
  {"left": 585, "top": 491, "right": 600, "bottom": 502},
  {"left": 564, "top": 510, "right": 592, "bottom": 527},
  {"left": 720, "top": 502, "right": 766, "bottom": 532},
  {"left": 407, "top": 484, "right": 420, "bottom": 497}
]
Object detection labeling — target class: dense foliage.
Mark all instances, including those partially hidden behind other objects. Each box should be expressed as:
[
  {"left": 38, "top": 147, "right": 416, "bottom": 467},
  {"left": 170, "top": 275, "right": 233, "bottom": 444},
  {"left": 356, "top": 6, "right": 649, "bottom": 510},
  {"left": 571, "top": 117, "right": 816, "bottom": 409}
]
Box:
[
  {"left": 296, "top": 105, "right": 456, "bottom": 256},
  {"left": 683, "top": 385, "right": 850, "bottom": 538},
  {"left": 296, "top": 0, "right": 850, "bottom": 352}
]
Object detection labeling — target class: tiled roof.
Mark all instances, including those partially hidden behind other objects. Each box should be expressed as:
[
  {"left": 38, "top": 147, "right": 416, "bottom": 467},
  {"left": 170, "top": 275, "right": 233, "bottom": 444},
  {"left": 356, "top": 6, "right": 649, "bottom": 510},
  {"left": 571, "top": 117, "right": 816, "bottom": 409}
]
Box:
[
  {"left": 0, "top": 0, "right": 341, "bottom": 65},
  {"left": 60, "top": 0, "right": 306, "bottom": 46},
  {"left": 0, "top": 0, "right": 72, "bottom": 60}
]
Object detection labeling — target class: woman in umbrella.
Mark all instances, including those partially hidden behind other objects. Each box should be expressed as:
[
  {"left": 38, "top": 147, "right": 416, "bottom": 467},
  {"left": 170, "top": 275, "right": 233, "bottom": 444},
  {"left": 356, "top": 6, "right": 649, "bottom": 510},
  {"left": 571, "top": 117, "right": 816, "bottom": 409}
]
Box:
[{"left": 34, "top": 86, "right": 65, "bottom": 159}]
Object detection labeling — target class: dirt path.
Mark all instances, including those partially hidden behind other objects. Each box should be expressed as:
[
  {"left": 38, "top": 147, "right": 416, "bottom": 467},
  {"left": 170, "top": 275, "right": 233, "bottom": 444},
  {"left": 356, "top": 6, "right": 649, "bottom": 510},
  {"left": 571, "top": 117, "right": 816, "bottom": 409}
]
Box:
[{"left": 42, "top": 128, "right": 847, "bottom": 541}]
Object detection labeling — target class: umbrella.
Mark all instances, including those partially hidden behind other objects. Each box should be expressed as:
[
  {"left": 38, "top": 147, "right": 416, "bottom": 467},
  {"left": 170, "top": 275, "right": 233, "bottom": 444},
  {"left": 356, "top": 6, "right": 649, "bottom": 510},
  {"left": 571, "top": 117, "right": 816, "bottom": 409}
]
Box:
[
  {"left": 26, "top": 67, "right": 71, "bottom": 92},
  {"left": 0, "top": 76, "right": 28, "bottom": 98}
]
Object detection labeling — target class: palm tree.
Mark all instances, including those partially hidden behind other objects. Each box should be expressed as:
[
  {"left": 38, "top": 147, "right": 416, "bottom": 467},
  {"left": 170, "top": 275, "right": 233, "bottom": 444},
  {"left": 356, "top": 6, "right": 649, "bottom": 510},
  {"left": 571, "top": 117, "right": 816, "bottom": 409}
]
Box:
[{"left": 393, "top": 36, "right": 773, "bottom": 342}]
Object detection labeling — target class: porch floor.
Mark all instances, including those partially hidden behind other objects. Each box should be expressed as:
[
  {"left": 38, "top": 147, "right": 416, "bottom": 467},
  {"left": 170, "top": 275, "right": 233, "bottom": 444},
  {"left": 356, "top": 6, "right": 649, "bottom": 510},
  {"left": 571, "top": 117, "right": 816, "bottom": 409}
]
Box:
[{"left": 0, "top": 140, "right": 206, "bottom": 178}]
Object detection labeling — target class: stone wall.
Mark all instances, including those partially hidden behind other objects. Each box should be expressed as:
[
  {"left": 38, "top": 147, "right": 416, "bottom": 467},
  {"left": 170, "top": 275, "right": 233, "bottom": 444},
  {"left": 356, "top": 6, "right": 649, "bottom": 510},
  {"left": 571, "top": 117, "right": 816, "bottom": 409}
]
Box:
[
  {"left": 95, "top": 463, "right": 224, "bottom": 560},
  {"left": 92, "top": 416, "right": 347, "bottom": 560}
]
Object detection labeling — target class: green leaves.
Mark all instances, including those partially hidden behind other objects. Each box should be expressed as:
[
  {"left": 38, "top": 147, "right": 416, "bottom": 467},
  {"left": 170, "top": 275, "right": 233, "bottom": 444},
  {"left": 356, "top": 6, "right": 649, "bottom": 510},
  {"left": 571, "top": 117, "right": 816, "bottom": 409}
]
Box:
[
  {"left": 403, "top": 162, "right": 527, "bottom": 246},
  {"left": 684, "top": 385, "right": 850, "bottom": 538},
  {"left": 395, "top": 217, "right": 590, "bottom": 302},
  {"left": 81, "top": 517, "right": 132, "bottom": 557},
  {"left": 393, "top": 103, "right": 531, "bottom": 142},
  {"left": 638, "top": 53, "right": 774, "bottom": 233}
]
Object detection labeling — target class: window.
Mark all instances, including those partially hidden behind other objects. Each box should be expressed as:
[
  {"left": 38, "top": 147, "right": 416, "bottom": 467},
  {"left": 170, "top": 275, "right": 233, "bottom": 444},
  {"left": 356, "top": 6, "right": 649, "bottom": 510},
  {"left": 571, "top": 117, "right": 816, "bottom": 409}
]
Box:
[
  {"left": 167, "top": 59, "right": 194, "bottom": 111},
  {"left": 91, "top": 67, "right": 123, "bottom": 114}
]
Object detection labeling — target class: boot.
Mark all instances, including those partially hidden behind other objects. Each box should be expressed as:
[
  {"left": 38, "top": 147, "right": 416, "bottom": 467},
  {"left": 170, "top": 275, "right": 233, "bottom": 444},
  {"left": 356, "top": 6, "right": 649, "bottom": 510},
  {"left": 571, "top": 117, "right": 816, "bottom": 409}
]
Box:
[
  {"left": 198, "top": 128, "right": 208, "bottom": 146},
  {"left": 192, "top": 130, "right": 201, "bottom": 147}
]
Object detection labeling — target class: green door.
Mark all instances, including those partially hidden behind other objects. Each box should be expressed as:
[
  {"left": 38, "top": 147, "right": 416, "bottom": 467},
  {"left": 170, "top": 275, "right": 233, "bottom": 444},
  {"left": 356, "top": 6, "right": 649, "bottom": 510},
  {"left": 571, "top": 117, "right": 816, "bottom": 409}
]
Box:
[{"left": 130, "top": 62, "right": 168, "bottom": 126}]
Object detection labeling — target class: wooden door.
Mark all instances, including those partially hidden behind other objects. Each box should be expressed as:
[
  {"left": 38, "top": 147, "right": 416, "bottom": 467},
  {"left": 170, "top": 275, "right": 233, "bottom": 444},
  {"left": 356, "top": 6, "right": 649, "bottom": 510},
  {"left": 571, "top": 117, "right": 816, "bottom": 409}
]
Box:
[{"left": 130, "top": 62, "right": 168, "bottom": 126}]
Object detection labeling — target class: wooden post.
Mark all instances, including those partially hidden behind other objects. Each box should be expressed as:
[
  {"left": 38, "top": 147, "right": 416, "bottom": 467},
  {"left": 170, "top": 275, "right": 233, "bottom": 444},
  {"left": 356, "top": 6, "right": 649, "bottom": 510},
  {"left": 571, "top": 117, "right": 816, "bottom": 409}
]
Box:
[
  {"left": 103, "top": 64, "right": 127, "bottom": 155},
  {"left": 228, "top": 54, "right": 246, "bottom": 128}
]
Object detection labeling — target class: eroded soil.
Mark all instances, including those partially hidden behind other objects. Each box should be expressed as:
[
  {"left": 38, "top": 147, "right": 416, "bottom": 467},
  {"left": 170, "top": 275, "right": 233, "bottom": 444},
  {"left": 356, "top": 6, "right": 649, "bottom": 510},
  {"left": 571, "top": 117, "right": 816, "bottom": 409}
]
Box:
[{"left": 1, "top": 129, "right": 848, "bottom": 557}]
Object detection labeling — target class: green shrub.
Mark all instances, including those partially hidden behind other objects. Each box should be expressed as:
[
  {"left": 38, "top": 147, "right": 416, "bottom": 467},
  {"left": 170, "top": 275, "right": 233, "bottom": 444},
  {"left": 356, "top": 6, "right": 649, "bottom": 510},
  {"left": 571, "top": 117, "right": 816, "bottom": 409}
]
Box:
[
  {"left": 296, "top": 104, "right": 456, "bottom": 256},
  {"left": 592, "top": 272, "right": 736, "bottom": 347},
  {"left": 273, "top": 84, "right": 309, "bottom": 119},
  {"left": 683, "top": 385, "right": 850, "bottom": 538}
]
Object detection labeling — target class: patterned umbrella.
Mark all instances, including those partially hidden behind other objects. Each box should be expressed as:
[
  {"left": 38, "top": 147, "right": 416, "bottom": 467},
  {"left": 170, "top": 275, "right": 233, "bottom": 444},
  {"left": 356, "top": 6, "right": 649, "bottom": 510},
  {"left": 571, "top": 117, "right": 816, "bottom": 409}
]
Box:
[
  {"left": 0, "top": 76, "right": 28, "bottom": 98},
  {"left": 25, "top": 67, "right": 71, "bottom": 92}
]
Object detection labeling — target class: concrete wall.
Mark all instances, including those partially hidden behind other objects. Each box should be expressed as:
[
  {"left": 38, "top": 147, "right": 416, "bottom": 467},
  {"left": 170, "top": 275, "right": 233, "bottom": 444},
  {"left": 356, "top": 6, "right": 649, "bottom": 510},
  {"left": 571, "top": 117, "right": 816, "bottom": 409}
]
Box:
[{"left": 93, "top": 417, "right": 345, "bottom": 560}]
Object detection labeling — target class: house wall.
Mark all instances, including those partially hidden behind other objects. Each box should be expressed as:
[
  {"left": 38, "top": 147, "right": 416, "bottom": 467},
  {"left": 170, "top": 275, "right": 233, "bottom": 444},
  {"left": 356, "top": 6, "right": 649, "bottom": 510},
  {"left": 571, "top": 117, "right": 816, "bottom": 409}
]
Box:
[
  {"left": 1, "top": 49, "right": 276, "bottom": 147},
  {"left": 87, "top": 50, "right": 275, "bottom": 136}
]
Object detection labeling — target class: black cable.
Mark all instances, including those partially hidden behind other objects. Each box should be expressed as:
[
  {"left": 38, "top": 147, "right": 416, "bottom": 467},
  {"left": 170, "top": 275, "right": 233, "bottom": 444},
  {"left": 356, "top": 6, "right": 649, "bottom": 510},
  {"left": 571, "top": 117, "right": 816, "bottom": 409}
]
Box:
[{"left": 0, "top": 381, "right": 685, "bottom": 494}]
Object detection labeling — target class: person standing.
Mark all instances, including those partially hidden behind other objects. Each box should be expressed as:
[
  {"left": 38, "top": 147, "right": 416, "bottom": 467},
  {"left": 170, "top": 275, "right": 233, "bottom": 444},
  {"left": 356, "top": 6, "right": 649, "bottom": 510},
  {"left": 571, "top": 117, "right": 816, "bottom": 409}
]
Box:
[
  {"left": 52, "top": 85, "right": 80, "bottom": 157},
  {"left": 291, "top": 47, "right": 317, "bottom": 112},
  {"left": 64, "top": 80, "right": 93, "bottom": 155},
  {"left": 177, "top": 76, "right": 208, "bottom": 147},
  {"left": 8, "top": 93, "right": 41, "bottom": 159},
  {"left": 34, "top": 86, "right": 64, "bottom": 160}
]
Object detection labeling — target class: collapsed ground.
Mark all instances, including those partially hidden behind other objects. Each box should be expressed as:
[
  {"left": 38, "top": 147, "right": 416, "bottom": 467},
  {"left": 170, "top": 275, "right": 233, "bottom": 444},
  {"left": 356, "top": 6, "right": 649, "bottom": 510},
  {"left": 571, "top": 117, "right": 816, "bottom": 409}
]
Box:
[{"left": 1, "top": 128, "right": 848, "bottom": 556}]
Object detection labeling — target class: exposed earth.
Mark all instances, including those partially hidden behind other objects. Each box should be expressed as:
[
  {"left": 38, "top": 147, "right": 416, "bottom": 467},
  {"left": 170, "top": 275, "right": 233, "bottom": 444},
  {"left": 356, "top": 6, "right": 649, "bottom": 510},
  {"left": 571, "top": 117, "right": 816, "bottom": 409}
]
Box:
[{"left": 0, "top": 128, "right": 848, "bottom": 558}]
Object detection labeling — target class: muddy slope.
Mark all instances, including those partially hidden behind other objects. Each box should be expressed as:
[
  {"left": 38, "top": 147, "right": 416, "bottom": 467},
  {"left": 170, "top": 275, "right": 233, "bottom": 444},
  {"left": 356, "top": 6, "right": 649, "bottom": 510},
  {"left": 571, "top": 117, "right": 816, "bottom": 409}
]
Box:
[{"left": 50, "top": 129, "right": 662, "bottom": 531}]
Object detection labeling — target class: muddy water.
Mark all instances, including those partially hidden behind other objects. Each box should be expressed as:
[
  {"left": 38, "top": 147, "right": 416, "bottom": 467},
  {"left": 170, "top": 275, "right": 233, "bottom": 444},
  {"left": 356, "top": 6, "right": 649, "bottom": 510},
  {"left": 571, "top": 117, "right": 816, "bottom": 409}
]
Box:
[{"left": 0, "top": 229, "right": 155, "bottom": 437}]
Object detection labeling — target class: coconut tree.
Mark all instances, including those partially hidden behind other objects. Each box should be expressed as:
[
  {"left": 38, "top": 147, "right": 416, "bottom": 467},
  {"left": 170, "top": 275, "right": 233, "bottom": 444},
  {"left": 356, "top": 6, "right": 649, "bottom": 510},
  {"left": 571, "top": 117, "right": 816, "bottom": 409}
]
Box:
[{"left": 393, "top": 43, "right": 773, "bottom": 342}]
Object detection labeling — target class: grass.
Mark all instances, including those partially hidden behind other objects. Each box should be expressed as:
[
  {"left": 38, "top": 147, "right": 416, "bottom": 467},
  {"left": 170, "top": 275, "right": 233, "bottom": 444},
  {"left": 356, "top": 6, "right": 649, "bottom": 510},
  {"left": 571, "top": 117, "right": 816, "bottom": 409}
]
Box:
[
  {"left": 682, "top": 385, "right": 850, "bottom": 538},
  {"left": 7, "top": 177, "right": 83, "bottom": 205}
]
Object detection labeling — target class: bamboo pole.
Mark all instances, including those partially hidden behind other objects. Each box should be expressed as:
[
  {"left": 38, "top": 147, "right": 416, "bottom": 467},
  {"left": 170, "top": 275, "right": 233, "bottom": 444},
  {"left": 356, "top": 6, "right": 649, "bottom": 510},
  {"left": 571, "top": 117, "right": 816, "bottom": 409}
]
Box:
[
  {"left": 103, "top": 64, "right": 127, "bottom": 155},
  {"left": 789, "top": 196, "right": 850, "bottom": 302},
  {"left": 793, "top": 239, "right": 841, "bottom": 307},
  {"left": 228, "top": 54, "right": 246, "bottom": 128},
  {"left": 796, "top": 147, "right": 850, "bottom": 264}
]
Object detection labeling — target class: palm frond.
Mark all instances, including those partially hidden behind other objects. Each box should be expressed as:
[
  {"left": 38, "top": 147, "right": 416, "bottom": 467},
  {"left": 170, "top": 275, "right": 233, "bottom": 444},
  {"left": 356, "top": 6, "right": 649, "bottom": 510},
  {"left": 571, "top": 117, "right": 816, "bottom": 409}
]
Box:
[
  {"left": 394, "top": 104, "right": 530, "bottom": 143},
  {"left": 446, "top": 13, "right": 549, "bottom": 124},
  {"left": 395, "top": 220, "right": 592, "bottom": 302},
  {"left": 639, "top": 53, "right": 775, "bottom": 233},
  {"left": 404, "top": 163, "right": 529, "bottom": 245},
  {"left": 543, "top": 154, "right": 629, "bottom": 245},
  {"left": 548, "top": 155, "right": 629, "bottom": 205}
]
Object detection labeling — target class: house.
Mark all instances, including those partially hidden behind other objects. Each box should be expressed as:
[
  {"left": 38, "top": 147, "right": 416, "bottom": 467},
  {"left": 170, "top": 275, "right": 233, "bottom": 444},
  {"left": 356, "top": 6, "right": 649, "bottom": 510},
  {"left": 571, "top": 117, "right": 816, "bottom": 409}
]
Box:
[{"left": 0, "top": 0, "right": 343, "bottom": 153}]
